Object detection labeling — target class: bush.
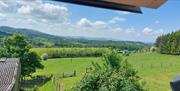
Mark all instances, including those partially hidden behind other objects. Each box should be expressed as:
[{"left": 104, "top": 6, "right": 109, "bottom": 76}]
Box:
[
  {"left": 41, "top": 53, "right": 49, "bottom": 61},
  {"left": 73, "top": 51, "right": 146, "bottom": 91}
]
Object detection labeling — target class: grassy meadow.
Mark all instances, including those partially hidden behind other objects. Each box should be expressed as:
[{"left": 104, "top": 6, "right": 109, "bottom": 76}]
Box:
[
  {"left": 30, "top": 48, "right": 180, "bottom": 91},
  {"left": 127, "top": 52, "right": 180, "bottom": 91},
  {"left": 33, "top": 57, "right": 102, "bottom": 91}
]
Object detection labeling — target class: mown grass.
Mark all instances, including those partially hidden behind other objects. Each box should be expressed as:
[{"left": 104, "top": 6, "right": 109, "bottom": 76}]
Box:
[
  {"left": 32, "top": 50, "right": 180, "bottom": 91},
  {"left": 127, "top": 52, "right": 180, "bottom": 91},
  {"left": 33, "top": 57, "right": 102, "bottom": 91}
]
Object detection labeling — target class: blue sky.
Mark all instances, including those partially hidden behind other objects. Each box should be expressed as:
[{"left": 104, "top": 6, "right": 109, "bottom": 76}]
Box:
[{"left": 0, "top": 0, "right": 179, "bottom": 42}]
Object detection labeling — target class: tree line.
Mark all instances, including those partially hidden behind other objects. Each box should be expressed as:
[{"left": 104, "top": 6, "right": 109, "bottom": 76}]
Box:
[
  {"left": 29, "top": 37, "right": 147, "bottom": 51},
  {"left": 155, "top": 30, "right": 180, "bottom": 55},
  {"left": 32, "top": 48, "right": 110, "bottom": 60}
]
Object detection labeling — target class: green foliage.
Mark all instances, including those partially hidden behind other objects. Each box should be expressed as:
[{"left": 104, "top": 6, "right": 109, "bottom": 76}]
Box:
[
  {"left": 0, "top": 33, "right": 44, "bottom": 77},
  {"left": 32, "top": 48, "right": 110, "bottom": 59},
  {"left": 73, "top": 52, "right": 145, "bottom": 91},
  {"left": 156, "top": 30, "right": 180, "bottom": 55},
  {"left": 41, "top": 53, "right": 49, "bottom": 60}
]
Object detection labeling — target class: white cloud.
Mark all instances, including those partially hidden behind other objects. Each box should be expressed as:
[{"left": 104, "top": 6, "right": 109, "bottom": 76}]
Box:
[
  {"left": 77, "top": 18, "right": 109, "bottom": 29},
  {"left": 77, "top": 18, "right": 92, "bottom": 27},
  {"left": 26, "top": 18, "right": 36, "bottom": 25},
  {"left": 0, "top": 1, "right": 21, "bottom": 13},
  {"left": 0, "top": 13, "right": 7, "bottom": 21},
  {"left": 16, "top": 1, "right": 70, "bottom": 23},
  {"left": 0, "top": 1, "right": 9, "bottom": 12},
  {"left": 142, "top": 27, "right": 164, "bottom": 40},
  {"left": 40, "top": 3, "right": 68, "bottom": 14},
  {"left": 152, "top": 29, "right": 164, "bottom": 38},
  {"left": 17, "top": 5, "right": 33, "bottom": 14},
  {"left": 0, "top": 1, "right": 8, "bottom": 8},
  {"left": 16, "top": 0, "right": 41, "bottom": 5},
  {"left": 125, "top": 27, "right": 136, "bottom": 34},
  {"left": 41, "top": 19, "right": 48, "bottom": 23},
  {"left": 143, "top": 27, "right": 153, "bottom": 33},
  {"left": 112, "top": 28, "right": 123, "bottom": 33},
  {"left": 94, "top": 21, "right": 109, "bottom": 29},
  {"left": 0, "top": 13, "right": 6, "bottom": 17},
  {"left": 115, "top": 11, "right": 131, "bottom": 15},
  {"left": 109, "top": 17, "right": 126, "bottom": 24}
]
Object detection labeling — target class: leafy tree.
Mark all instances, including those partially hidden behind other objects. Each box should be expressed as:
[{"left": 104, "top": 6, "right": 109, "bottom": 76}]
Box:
[
  {"left": 156, "top": 30, "right": 180, "bottom": 55},
  {"left": 73, "top": 51, "right": 146, "bottom": 91},
  {"left": 0, "top": 33, "right": 44, "bottom": 77}
]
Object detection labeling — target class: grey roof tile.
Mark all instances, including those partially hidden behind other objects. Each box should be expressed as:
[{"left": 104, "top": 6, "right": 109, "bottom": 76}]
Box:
[{"left": 0, "top": 58, "right": 20, "bottom": 91}]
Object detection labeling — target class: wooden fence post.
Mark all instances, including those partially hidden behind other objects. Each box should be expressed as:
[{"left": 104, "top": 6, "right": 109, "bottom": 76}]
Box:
[
  {"left": 56, "top": 82, "right": 58, "bottom": 91},
  {"left": 74, "top": 70, "right": 76, "bottom": 76},
  {"left": 62, "top": 72, "right": 64, "bottom": 78},
  {"left": 60, "top": 83, "right": 64, "bottom": 91},
  {"left": 59, "top": 82, "right": 61, "bottom": 91}
]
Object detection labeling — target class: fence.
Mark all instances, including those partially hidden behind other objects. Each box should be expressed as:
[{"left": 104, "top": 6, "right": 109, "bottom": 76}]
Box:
[
  {"left": 133, "top": 63, "right": 180, "bottom": 72},
  {"left": 52, "top": 77, "right": 64, "bottom": 91},
  {"left": 52, "top": 70, "right": 77, "bottom": 91},
  {"left": 20, "top": 75, "right": 52, "bottom": 90}
]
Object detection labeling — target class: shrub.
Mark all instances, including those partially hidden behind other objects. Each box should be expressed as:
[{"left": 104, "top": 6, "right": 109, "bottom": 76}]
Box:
[
  {"left": 73, "top": 51, "right": 146, "bottom": 91},
  {"left": 41, "top": 53, "right": 49, "bottom": 61}
]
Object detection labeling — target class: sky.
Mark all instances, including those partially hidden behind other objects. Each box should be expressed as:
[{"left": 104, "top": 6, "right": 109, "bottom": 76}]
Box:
[{"left": 0, "top": 0, "right": 180, "bottom": 43}]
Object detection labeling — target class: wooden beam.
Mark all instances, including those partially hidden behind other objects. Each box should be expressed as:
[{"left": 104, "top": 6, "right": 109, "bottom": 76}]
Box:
[
  {"left": 54, "top": 0, "right": 142, "bottom": 13},
  {"left": 103, "top": 0, "right": 167, "bottom": 9}
]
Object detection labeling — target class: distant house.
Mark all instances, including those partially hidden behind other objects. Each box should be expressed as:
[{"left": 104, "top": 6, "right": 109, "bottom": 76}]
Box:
[
  {"left": 122, "top": 50, "right": 130, "bottom": 56},
  {"left": 0, "top": 58, "right": 21, "bottom": 91}
]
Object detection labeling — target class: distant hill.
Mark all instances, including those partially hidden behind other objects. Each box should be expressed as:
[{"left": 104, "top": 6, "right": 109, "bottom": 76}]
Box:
[
  {"left": 0, "top": 26, "right": 149, "bottom": 50},
  {"left": 0, "top": 26, "right": 69, "bottom": 39}
]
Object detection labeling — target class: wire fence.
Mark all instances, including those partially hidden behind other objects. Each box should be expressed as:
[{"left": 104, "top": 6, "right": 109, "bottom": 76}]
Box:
[{"left": 132, "top": 63, "right": 180, "bottom": 72}]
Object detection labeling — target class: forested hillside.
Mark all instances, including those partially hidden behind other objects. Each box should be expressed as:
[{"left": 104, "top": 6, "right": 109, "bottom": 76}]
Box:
[
  {"left": 0, "top": 26, "right": 148, "bottom": 50},
  {"left": 156, "top": 30, "right": 180, "bottom": 55}
]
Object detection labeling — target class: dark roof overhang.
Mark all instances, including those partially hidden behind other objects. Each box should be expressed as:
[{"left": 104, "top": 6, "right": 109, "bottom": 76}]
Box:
[{"left": 53, "top": 0, "right": 167, "bottom": 14}]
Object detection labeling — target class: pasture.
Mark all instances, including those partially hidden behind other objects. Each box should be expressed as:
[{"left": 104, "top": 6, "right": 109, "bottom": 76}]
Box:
[
  {"left": 32, "top": 57, "right": 102, "bottom": 91},
  {"left": 30, "top": 48, "right": 180, "bottom": 91},
  {"left": 127, "top": 52, "right": 180, "bottom": 91}
]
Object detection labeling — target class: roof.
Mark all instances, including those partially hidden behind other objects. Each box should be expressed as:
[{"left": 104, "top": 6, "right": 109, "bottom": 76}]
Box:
[
  {"left": 103, "top": 0, "right": 167, "bottom": 9},
  {"left": 54, "top": 0, "right": 167, "bottom": 13},
  {"left": 0, "top": 58, "right": 20, "bottom": 91}
]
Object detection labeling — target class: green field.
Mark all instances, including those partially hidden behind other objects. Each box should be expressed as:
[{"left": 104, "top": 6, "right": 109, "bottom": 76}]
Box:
[
  {"left": 127, "top": 52, "right": 180, "bottom": 91},
  {"left": 33, "top": 57, "right": 102, "bottom": 91},
  {"left": 32, "top": 52, "right": 180, "bottom": 91}
]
